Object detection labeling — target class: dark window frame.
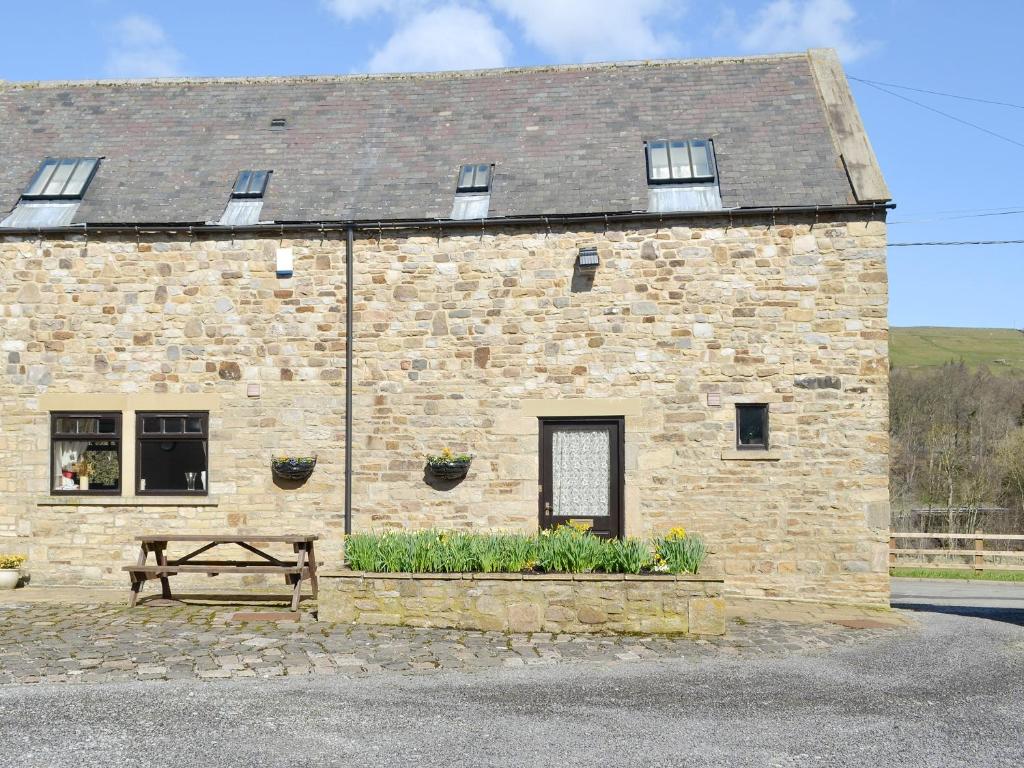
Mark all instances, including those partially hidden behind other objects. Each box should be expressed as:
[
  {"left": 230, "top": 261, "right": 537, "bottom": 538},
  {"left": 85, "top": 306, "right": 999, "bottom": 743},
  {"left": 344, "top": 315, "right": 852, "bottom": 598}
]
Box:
[
  {"left": 735, "top": 404, "right": 769, "bottom": 451},
  {"left": 23, "top": 158, "right": 101, "bottom": 200},
  {"left": 231, "top": 170, "right": 271, "bottom": 199},
  {"left": 645, "top": 139, "right": 717, "bottom": 185},
  {"left": 49, "top": 412, "right": 123, "bottom": 496},
  {"left": 538, "top": 416, "right": 625, "bottom": 540},
  {"left": 136, "top": 411, "right": 210, "bottom": 496},
  {"left": 456, "top": 163, "right": 492, "bottom": 193}
]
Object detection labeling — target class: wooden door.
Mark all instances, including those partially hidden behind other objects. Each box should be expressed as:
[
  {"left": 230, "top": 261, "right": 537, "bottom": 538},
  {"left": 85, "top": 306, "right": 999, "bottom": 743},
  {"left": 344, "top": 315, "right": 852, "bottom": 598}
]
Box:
[{"left": 539, "top": 417, "right": 624, "bottom": 539}]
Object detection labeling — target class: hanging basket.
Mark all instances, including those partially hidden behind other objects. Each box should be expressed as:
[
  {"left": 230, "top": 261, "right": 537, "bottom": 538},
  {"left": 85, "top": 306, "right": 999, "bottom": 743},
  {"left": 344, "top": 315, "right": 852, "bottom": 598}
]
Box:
[
  {"left": 271, "top": 455, "right": 317, "bottom": 481},
  {"left": 426, "top": 458, "right": 472, "bottom": 480}
]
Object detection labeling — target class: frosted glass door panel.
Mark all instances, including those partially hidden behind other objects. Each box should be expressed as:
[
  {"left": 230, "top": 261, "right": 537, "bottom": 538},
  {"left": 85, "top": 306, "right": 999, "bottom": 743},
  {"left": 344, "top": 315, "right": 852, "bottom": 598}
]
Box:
[{"left": 551, "top": 428, "right": 610, "bottom": 518}]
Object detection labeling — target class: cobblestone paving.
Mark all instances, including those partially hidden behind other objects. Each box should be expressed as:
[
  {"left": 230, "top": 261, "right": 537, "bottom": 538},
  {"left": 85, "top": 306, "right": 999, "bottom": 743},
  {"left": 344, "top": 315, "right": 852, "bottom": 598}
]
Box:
[{"left": 0, "top": 602, "right": 908, "bottom": 686}]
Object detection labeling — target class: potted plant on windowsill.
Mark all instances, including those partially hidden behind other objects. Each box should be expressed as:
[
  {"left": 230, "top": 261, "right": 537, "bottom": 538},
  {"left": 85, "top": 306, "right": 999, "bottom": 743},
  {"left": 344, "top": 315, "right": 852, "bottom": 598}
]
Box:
[
  {"left": 72, "top": 450, "right": 119, "bottom": 492},
  {"left": 0, "top": 555, "right": 26, "bottom": 590},
  {"left": 271, "top": 455, "right": 318, "bottom": 481},
  {"left": 425, "top": 448, "right": 473, "bottom": 480}
]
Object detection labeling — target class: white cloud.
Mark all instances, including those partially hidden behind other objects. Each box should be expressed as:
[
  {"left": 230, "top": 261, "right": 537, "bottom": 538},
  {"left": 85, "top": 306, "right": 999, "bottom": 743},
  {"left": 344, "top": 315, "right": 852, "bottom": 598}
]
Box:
[
  {"left": 105, "top": 15, "right": 184, "bottom": 78},
  {"left": 367, "top": 4, "right": 511, "bottom": 73},
  {"left": 321, "top": 0, "right": 416, "bottom": 22},
  {"left": 489, "top": 0, "right": 681, "bottom": 61},
  {"left": 736, "top": 0, "right": 874, "bottom": 61}
]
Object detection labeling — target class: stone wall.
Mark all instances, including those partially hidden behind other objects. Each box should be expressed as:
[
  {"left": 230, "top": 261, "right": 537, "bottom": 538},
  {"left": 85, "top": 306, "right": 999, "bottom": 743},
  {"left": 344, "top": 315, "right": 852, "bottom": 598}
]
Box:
[
  {"left": 318, "top": 570, "right": 726, "bottom": 635},
  {"left": 0, "top": 235, "right": 350, "bottom": 585},
  {"left": 0, "top": 213, "right": 890, "bottom": 603}
]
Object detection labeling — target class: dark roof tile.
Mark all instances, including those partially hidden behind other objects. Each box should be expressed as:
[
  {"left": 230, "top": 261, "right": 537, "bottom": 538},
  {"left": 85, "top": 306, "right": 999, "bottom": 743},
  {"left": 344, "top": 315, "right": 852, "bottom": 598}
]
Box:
[{"left": 0, "top": 54, "right": 860, "bottom": 224}]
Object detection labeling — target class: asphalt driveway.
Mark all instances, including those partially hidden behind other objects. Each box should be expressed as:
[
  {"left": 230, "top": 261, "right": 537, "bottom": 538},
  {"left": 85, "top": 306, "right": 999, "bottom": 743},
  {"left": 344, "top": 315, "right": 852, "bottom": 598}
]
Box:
[
  {"left": 892, "top": 576, "right": 1024, "bottom": 624},
  {"left": 1, "top": 580, "right": 1022, "bottom": 767}
]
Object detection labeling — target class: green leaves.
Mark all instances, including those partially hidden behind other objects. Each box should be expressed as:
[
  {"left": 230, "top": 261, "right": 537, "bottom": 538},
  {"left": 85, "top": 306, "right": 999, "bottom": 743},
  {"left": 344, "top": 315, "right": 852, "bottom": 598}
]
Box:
[
  {"left": 342, "top": 527, "right": 707, "bottom": 575},
  {"left": 603, "top": 538, "right": 653, "bottom": 574},
  {"left": 536, "top": 526, "right": 606, "bottom": 573},
  {"left": 653, "top": 534, "right": 707, "bottom": 575}
]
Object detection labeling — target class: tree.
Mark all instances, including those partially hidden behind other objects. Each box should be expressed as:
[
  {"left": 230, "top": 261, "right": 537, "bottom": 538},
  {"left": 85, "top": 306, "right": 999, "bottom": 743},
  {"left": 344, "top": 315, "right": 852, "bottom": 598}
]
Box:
[{"left": 995, "top": 427, "right": 1024, "bottom": 515}]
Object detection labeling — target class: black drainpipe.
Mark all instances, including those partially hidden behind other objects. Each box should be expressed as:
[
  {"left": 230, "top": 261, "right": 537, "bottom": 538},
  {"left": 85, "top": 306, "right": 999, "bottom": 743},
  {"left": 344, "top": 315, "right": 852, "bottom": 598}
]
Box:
[{"left": 344, "top": 225, "right": 354, "bottom": 535}]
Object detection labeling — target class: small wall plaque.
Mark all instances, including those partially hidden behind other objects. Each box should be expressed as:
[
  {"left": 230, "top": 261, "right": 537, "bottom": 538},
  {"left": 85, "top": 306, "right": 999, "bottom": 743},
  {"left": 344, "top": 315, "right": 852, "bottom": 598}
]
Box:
[
  {"left": 247, "top": 383, "right": 261, "bottom": 398},
  {"left": 707, "top": 392, "right": 721, "bottom": 407}
]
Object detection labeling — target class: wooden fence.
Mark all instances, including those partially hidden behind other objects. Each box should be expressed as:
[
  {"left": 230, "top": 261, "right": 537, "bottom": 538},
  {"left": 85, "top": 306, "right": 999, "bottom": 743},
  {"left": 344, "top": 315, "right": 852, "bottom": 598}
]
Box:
[{"left": 890, "top": 532, "right": 1024, "bottom": 572}]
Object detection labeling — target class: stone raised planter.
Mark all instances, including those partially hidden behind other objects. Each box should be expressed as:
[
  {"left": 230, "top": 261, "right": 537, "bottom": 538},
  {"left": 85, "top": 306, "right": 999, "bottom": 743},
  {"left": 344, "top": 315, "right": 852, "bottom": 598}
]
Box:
[{"left": 318, "top": 569, "right": 725, "bottom": 635}]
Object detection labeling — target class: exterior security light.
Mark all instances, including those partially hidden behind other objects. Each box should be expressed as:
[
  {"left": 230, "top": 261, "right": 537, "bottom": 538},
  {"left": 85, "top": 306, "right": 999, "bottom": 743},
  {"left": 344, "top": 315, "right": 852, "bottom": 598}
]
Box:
[
  {"left": 577, "top": 247, "right": 599, "bottom": 271},
  {"left": 276, "top": 247, "right": 294, "bottom": 278}
]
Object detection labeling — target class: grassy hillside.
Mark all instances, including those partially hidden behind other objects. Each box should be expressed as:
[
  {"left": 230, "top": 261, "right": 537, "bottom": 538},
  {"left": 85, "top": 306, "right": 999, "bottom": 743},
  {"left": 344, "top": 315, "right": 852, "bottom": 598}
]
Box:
[{"left": 891, "top": 327, "right": 1024, "bottom": 372}]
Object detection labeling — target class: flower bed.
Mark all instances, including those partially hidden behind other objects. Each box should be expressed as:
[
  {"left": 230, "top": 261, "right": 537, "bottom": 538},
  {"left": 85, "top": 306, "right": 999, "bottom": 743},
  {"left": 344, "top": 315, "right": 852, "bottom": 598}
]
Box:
[
  {"left": 319, "top": 527, "right": 724, "bottom": 635},
  {"left": 318, "top": 570, "right": 724, "bottom": 635},
  {"left": 342, "top": 526, "right": 708, "bottom": 576}
]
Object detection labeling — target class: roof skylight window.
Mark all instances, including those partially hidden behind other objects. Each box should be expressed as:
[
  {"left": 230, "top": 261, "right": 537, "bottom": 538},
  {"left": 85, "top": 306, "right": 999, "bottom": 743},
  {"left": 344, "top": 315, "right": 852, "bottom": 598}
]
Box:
[
  {"left": 232, "top": 170, "right": 271, "bottom": 198},
  {"left": 645, "top": 140, "right": 715, "bottom": 184},
  {"left": 456, "top": 163, "right": 491, "bottom": 193},
  {"left": 23, "top": 158, "right": 100, "bottom": 200}
]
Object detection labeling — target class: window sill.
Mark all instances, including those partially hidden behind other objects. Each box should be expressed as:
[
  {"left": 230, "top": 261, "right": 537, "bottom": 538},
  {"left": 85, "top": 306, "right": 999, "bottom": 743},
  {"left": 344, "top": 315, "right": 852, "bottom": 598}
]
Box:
[
  {"left": 720, "top": 449, "right": 782, "bottom": 461},
  {"left": 37, "top": 495, "right": 220, "bottom": 507}
]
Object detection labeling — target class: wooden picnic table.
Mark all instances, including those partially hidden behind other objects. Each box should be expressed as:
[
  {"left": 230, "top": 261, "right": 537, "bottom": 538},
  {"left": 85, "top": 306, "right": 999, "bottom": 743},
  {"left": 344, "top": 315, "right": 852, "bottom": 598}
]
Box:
[{"left": 123, "top": 534, "right": 319, "bottom": 611}]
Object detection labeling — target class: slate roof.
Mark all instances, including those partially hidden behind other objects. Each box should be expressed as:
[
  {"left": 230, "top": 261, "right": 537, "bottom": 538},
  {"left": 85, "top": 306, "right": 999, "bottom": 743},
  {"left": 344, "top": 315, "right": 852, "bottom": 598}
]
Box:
[{"left": 0, "top": 51, "right": 887, "bottom": 226}]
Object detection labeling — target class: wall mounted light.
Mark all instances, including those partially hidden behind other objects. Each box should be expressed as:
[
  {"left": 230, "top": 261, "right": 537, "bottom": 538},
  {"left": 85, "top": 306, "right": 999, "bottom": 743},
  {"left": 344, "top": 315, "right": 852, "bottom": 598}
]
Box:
[
  {"left": 577, "top": 246, "right": 599, "bottom": 271},
  {"left": 276, "top": 247, "right": 293, "bottom": 278}
]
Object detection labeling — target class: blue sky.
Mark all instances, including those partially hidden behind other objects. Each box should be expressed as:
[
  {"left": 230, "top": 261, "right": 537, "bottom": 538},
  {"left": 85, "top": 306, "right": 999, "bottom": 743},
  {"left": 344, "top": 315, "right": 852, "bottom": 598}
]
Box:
[{"left": 2, "top": 0, "right": 1023, "bottom": 328}]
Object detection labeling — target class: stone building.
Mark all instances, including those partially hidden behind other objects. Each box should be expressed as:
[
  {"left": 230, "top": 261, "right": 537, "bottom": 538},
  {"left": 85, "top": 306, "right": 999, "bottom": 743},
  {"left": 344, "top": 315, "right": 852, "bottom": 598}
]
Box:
[{"left": 0, "top": 48, "right": 892, "bottom": 604}]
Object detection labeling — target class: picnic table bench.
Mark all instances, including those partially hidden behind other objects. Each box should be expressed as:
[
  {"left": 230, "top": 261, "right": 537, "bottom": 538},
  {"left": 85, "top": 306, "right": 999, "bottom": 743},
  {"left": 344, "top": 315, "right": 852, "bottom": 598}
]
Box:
[{"left": 123, "top": 534, "right": 319, "bottom": 611}]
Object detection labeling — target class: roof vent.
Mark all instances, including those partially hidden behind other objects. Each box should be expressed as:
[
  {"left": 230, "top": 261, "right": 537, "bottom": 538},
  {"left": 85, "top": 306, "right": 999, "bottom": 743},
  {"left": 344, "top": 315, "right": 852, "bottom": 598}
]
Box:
[{"left": 270, "top": 118, "right": 287, "bottom": 130}]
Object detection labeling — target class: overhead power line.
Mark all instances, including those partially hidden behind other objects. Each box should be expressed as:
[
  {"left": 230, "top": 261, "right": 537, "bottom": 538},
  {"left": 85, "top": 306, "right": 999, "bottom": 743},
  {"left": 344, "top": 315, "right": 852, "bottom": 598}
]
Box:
[
  {"left": 888, "top": 209, "right": 1024, "bottom": 224},
  {"left": 852, "top": 79, "right": 1024, "bottom": 151},
  {"left": 894, "top": 205, "right": 1024, "bottom": 216},
  {"left": 887, "top": 239, "right": 1024, "bottom": 247},
  {"left": 849, "top": 76, "right": 1024, "bottom": 111}
]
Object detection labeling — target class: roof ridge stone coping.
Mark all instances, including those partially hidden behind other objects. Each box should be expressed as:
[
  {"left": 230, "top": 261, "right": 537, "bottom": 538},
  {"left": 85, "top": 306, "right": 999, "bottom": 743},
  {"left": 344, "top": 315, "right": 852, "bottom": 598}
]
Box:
[{"left": 1, "top": 51, "right": 811, "bottom": 90}]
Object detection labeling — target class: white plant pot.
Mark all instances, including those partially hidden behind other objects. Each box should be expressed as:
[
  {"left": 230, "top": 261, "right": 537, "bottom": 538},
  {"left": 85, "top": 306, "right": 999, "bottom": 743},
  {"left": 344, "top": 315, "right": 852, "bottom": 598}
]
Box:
[{"left": 0, "top": 569, "right": 20, "bottom": 590}]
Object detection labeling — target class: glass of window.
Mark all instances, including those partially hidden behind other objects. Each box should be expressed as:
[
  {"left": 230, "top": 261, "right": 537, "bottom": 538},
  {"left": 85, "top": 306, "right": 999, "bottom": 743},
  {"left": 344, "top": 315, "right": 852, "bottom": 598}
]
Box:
[
  {"left": 25, "top": 159, "right": 59, "bottom": 197},
  {"left": 137, "top": 412, "right": 209, "bottom": 494},
  {"left": 458, "top": 165, "right": 474, "bottom": 190},
  {"left": 51, "top": 413, "right": 121, "bottom": 494},
  {"left": 64, "top": 159, "right": 98, "bottom": 197},
  {"left": 42, "top": 159, "right": 77, "bottom": 196},
  {"left": 647, "top": 141, "right": 671, "bottom": 181},
  {"left": 736, "top": 405, "right": 769, "bottom": 450},
  {"left": 690, "top": 140, "right": 713, "bottom": 178},
  {"left": 669, "top": 140, "right": 693, "bottom": 179},
  {"left": 233, "top": 171, "right": 252, "bottom": 196}
]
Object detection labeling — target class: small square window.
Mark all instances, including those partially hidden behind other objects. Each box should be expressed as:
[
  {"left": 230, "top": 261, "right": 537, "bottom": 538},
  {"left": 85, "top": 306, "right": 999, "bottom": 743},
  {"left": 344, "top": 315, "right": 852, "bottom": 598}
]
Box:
[
  {"left": 456, "top": 163, "right": 491, "bottom": 193},
  {"left": 24, "top": 158, "right": 100, "bottom": 200},
  {"left": 646, "top": 140, "right": 716, "bottom": 185},
  {"left": 232, "top": 170, "right": 271, "bottom": 198},
  {"left": 736, "top": 404, "right": 769, "bottom": 450}
]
